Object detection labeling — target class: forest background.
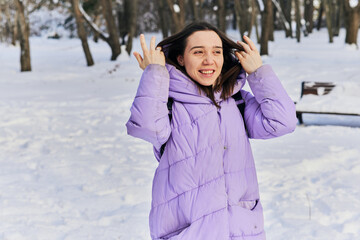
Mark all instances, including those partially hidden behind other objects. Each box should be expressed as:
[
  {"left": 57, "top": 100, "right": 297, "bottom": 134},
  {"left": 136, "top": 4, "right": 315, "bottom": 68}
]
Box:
[{"left": 1, "top": 0, "right": 360, "bottom": 72}]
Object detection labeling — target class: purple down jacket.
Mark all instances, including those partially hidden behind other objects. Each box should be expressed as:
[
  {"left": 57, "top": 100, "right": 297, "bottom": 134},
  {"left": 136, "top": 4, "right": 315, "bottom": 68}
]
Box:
[{"left": 126, "top": 63, "right": 297, "bottom": 240}]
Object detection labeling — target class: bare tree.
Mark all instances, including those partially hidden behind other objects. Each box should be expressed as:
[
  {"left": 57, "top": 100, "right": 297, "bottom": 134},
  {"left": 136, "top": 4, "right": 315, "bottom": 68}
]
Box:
[
  {"left": 324, "top": 0, "right": 334, "bottom": 42},
  {"left": 316, "top": 0, "right": 324, "bottom": 30},
  {"left": 71, "top": 0, "right": 94, "bottom": 66},
  {"left": 343, "top": 0, "right": 360, "bottom": 46},
  {"left": 79, "top": 0, "right": 121, "bottom": 60},
  {"left": 189, "top": 0, "right": 204, "bottom": 21},
  {"left": 234, "top": 0, "right": 253, "bottom": 39},
  {"left": 304, "top": 0, "right": 314, "bottom": 35},
  {"left": 260, "top": 0, "right": 273, "bottom": 55},
  {"left": 217, "top": 0, "right": 226, "bottom": 32},
  {"left": 294, "top": 0, "right": 301, "bottom": 42},
  {"left": 165, "top": 0, "right": 186, "bottom": 33},
  {"left": 15, "top": 0, "right": 31, "bottom": 71},
  {"left": 124, "top": 0, "right": 137, "bottom": 55},
  {"left": 156, "top": 0, "right": 170, "bottom": 38},
  {"left": 100, "top": 0, "right": 121, "bottom": 60},
  {"left": 332, "top": 0, "right": 342, "bottom": 37},
  {"left": 279, "top": 0, "right": 292, "bottom": 37},
  {"left": 0, "top": 0, "right": 16, "bottom": 45}
]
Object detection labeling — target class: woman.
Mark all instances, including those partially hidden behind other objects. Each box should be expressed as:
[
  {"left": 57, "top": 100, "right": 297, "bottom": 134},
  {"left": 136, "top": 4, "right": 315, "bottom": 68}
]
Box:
[{"left": 126, "top": 22, "right": 297, "bottom": 240}]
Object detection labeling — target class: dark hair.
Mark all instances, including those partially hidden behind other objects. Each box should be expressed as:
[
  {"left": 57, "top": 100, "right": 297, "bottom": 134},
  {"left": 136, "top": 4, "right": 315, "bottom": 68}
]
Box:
[{"left": 157, "top": 21, "right": 245, "bottom": 107}]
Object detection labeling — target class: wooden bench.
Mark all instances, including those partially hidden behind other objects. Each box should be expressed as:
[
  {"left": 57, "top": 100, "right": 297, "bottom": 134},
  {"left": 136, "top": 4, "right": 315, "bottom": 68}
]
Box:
[{"left": 295, "top": 81, "right": 360, "bottom": 124}]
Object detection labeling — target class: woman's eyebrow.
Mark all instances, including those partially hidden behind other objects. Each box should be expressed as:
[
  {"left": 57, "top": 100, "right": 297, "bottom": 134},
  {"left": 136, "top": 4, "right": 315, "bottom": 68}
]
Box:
[{"left": 189, "top": 46, "right": 223, "bottom": 51}]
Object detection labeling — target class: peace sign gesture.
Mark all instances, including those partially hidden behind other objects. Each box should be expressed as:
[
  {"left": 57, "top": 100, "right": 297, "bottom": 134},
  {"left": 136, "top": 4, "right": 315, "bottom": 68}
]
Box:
[
  {"left": 133, "top": 34, "right": 166, "bottom": 70},
  {"left": 235, "top": 35, "right": 263, "bottom": 74}
]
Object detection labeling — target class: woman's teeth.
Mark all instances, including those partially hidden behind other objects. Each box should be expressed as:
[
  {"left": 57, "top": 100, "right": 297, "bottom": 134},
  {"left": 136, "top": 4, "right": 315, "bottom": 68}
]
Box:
[{"left": 200, "top": 70, "right": 214, "bottom": 74}]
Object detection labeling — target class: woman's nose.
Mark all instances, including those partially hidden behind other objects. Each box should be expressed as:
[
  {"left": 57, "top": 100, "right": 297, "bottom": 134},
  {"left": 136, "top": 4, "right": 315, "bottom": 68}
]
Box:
[{"left": 203, "top": 53, "right": 214, "bottom": 64}]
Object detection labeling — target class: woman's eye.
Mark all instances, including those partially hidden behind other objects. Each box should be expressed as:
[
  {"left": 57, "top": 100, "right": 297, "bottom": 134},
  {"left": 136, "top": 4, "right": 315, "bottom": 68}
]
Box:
[
  {"left": 194, "top": 51, "right": 203, "bottom": 54},
  {"left": 214, "top": 51, "right": 222, "bottom": 54}
]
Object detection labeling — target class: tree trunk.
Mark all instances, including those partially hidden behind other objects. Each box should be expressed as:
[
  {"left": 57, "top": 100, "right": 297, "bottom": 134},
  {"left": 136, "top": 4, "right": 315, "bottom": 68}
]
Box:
[
  {"left": 316, "top": 1, "right": 324, "bottom": 30},
  {"left": 217, "top": 0, "right": 226, "bottom": 33},
  {"left": 304, "top": 0, "right": 314, "bottom": 35},
  {"left": 15, "top": 0, "right": 31, "bottom": 72},
  {"left": 268, "top": 0, "right": 274, "bottom": 41},
  {"left": 294, "top": 0, "right": 301, "bottom": 42},
  {"left": 3, "top": 1, "right": 16, "bottom": 45},
  {"left": 333, "top": 0, "right": 342, "bottom": 37},
  {"left": 344, "top": 0, "right": 360, "bottom": 46},
  {"left": 189, "top": 0, "right": 199, "bottom": 21},
  {"left": 71, "top": 0, "right": 94, "bottom": 66},
  {"left": 166, "top": 0, "right": 186, "bottom": 33},
  {"left": 93, "top": 14, "right": 101, "bottom": 43},
  {"left": 100, "top": 0, "right": 121, "bottom": 60},
  {"left": 235, "top": 0, "right": 252, "bottom": 39},
  {"left": 125, "top": 0, "right": 137, "bottom": 55},
  {"left": 260, "top": 0, "right": 272, "bottom": 55},
  {"left": 279, "top": 0, "right": 292, "bottom": 37},
  {"left": 324, "top": 0, "right": 333, "bottom": 43},
  {"left": 157, "top": 0, "right": 169, "bottom": 38}
]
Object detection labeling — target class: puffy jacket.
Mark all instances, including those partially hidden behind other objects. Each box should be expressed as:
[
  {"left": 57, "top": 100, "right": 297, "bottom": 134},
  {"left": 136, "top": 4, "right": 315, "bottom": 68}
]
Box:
[{"left": 126, "top": 63, "right": 297, "bottom": 239}]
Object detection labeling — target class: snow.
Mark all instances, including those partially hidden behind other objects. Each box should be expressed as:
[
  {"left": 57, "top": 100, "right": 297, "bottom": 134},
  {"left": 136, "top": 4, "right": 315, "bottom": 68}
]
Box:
[
  {"left": 173, "top": 4, "right": 180, "bottom": 13},
  {"left": 0, "top": 28, "right": 360, "bottom": 239},
  {"left": 295, "top": 81, "right": 360, "bottom": 114},
  {"left": 350, "top": 0, "right": 359, "bottom": 8}
]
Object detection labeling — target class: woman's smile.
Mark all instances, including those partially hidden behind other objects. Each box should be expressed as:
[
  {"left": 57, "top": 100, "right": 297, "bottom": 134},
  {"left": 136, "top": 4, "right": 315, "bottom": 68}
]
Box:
[{"left": 177, "top": 30, "right": 224, "bottom": 86}]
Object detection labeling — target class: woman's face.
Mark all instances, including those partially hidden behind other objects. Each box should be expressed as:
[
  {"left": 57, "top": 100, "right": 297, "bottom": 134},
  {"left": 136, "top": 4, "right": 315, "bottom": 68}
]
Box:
[{"left": 177, "top": 30, "right": 224, "bottom": 86}]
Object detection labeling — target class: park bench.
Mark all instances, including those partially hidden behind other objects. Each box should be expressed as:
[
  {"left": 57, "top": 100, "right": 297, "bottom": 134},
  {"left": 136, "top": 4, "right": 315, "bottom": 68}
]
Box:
[{"left": 295, "top": 81, "right": 360, "bottom": 124}]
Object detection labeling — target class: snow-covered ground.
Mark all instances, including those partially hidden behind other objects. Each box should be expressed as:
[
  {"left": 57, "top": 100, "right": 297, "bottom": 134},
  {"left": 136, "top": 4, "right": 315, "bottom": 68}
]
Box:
[{"left": 0, "top": 29, "right": 359, "bottom": 240}]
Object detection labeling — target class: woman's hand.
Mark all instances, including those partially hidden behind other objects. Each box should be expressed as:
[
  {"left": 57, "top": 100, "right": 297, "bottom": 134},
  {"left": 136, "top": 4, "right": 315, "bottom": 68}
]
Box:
[
  {"left": 235, "top": 35, "right": 263, "bottom": 74},
  {"left": 133, "top": 34, "right": 165, "bottom": 70}
]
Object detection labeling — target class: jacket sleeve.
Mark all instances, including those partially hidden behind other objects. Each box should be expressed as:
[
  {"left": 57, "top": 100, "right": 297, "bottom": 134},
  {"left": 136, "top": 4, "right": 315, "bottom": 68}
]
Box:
[
  {"left": 241, "top": 64, "right": 297, "bottom": 139},
  {"left": 126, "top": 64, "right": 171, "bottom": 150}
]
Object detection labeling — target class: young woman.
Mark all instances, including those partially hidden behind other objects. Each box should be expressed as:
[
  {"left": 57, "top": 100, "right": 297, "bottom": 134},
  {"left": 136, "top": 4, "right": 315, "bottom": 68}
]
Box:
[{"left": 126, "top": 22, "right": 297, "bottom": 240}]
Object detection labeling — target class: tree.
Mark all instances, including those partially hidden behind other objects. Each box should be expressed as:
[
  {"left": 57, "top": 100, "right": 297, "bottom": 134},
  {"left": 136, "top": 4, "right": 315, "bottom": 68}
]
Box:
[
  {"left": 100, "top": 0, "right": 121, "bottom": 60},
  {"left": 156, "top": 0, "right": 171, "bottom": 38},
  {"left": 304, "top": 0, "right": 314, "bottom": 35},
  {"left": 0, "top": 0, "right": 16, "bottom": 45},
  {"left": 294, "top": 0, "right": 301, "bottom": 42},
  {"left": 188, "top": 0, "right": 204, "bottom": 22},
  {"left": 15, "top": 0, "right": 31, "bottom": 72},
  {"left": 260, "top": 0, "right": 273, "bottom": 55},
  {"left": 165, "top": 0, "right": 185, "bottom": 33},
  {"left": 71, "top": 0, "right": 94, "bottom": 66},
  {"left": 279, "top": 0, "right": 292, "bottom": 37},
  {"left": 343, "top": 0, "right": 360, "bottom": 46},
  {"left": 234, "top": 0, "right": 253, "bottom": 39},
  {"left": 217, "top": 0, "right": 226, "bottom": 33},
  {"left": 324, "top": 0, "right": 334, "bottom": 42},
  {"left": 79, "top": 0, "right": 121, "bottom": 60},
  {"left": 124, "top": 0, "right": 138, "bottom": 55}
]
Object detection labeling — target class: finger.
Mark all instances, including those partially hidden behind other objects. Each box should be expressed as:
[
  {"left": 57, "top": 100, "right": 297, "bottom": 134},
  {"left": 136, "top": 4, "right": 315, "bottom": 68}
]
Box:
[
  {"left": 239, "top": 51, "right": 247, "bottom": 58},
  {"left": 235, "top": 51, "right": 244, "bottom": 61},
  {"left": 150, "top": 36, "right": 156, "bottom": 52},
  {"left": 133, "top": 52, "right": 143, "bottom": 65},
  {"left": 237, "top": 41, "right": 251, "bottom": 53},
  {"left": 140, "top": 34, "right": 148, "bottom": 53},
  {"left": 243, "top": 35, "right": 258, "bottom": 51}
]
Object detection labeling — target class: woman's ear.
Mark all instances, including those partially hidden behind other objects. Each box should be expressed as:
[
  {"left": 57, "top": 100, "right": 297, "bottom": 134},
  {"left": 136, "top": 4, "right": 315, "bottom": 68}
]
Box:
[{"left": 177, "top": 55, "right": 184, "bottom": 66}]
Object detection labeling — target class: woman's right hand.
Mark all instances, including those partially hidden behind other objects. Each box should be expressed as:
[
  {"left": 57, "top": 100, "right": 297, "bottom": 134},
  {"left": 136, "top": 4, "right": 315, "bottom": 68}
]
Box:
[{"left": 133, "top": 34, "right": 165, "bottom": 70}]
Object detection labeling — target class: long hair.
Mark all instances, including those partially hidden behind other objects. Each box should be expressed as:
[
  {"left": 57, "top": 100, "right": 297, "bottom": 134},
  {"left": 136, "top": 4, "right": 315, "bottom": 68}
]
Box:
[{"left": 157, "top": 21, "right": 245, "bottom": 107}]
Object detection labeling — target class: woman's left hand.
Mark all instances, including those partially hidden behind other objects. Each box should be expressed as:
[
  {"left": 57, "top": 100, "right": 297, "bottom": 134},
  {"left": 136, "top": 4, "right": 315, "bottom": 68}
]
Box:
[{"left": 235, "top": 35, "right": 263, "bottom": 74}]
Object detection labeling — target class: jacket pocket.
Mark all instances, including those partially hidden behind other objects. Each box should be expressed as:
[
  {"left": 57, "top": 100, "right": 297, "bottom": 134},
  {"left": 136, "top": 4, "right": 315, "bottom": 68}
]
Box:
[
  {"left": 238, "top": 199, "right": 259, "bottom": 211},
  {"left": 229, "top": 199, "right": 264, "bottom": 236},
  {"left": 159, "top": 223, "right": 191, "bottom": 239}
]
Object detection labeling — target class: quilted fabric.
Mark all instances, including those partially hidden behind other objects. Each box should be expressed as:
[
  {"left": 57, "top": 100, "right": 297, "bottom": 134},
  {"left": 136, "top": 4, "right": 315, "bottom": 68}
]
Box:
[{"left": 126, "top": 63, "right": 297, "bottom": 239}]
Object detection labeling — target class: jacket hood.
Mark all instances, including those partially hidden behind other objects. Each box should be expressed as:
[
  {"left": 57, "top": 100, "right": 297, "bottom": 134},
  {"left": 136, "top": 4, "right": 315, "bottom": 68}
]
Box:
[{"left": 166, "top": 64, "right": 246, "bottom": 104}]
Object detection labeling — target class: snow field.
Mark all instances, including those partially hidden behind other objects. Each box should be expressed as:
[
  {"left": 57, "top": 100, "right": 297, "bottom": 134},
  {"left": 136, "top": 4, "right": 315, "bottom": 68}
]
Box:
[{"left": 0, "top": 29, "right": 360, "bottom": 239}]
